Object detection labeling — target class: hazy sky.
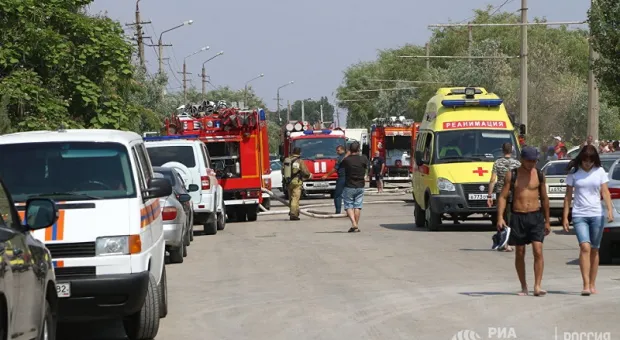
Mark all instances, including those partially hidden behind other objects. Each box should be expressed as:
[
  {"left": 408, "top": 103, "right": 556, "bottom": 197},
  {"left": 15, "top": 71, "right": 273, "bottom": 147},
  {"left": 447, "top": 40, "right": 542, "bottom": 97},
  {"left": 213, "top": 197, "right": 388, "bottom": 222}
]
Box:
[{"left": 89, "top": 0, "right": 589, "bottom": 113}]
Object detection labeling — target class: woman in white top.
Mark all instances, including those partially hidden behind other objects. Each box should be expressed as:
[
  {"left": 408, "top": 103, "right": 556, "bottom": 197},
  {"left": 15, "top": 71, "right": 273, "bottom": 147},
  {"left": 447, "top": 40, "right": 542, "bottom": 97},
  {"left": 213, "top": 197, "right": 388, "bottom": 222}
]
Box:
[{"left": 562, "top": 145, "right": 614, "bottom": 296}]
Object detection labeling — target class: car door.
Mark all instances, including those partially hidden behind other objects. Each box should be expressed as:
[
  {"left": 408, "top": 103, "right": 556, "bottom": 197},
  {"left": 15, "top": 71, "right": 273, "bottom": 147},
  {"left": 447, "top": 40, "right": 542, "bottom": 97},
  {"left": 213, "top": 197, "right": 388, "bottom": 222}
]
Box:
[{"left": 0, "top": 182, "right": 31, "bottom": 340}]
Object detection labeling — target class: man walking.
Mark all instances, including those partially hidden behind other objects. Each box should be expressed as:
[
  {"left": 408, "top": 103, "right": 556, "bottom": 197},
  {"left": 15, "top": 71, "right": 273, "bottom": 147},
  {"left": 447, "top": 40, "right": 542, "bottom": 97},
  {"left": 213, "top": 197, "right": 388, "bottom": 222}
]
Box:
[
  {"left": 339, "top": 142, "right": 369, "bottom": 232},
  {"left": 283, "top": 147, "right": 311, "bottom": 221},
  {"left": 497, "top": 146, "right": 551, "bottom": 296},
  {"left": 488, "top": 142, "right": 520, "bottom": 252},
  {"left": 322, "top": 145, "right": 347, "bottom": 214},
  {"left": 370, "top": 151, "right": 385, "bottom": 193}
]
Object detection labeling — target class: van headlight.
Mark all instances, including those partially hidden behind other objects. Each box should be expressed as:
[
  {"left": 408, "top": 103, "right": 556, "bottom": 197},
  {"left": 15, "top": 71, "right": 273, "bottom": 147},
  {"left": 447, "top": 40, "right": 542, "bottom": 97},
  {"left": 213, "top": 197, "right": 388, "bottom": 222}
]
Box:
[
  {"left": 96, "top": 236, "right": 129, "bottom": 256},
  {"left": 437, "top": 177, "right": 456, "bottom": 192}
]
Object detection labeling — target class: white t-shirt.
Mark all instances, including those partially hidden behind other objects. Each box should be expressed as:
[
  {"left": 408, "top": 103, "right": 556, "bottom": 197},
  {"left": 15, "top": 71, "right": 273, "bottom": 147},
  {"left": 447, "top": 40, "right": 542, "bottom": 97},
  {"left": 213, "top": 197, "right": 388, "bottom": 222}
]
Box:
[{"left": 566, "top": 166, "right": 609, "bottom": 217}]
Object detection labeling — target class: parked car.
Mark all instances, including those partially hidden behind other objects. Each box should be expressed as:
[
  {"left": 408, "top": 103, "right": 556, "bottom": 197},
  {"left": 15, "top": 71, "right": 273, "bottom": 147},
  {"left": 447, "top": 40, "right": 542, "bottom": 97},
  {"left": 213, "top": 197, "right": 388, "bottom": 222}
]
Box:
[
  {"left": 541, "top": 159, "right": 572, "bottom": 219},
  {"left": 0, "top": 176, "right": 61, "bottom": 340},
  {"left": 600, "top": 151, "right": 620, "bottom": 173},
  {"left": 145, "top": 139, "right": 225, "bottom": 235},
  {"left": 270, "top": 160, "right": 283, "bottom": 192},
  {"left": 153, "top": 167, "right": 196, "bottom": 264},
  {"left": 600, "top": 158, "right": 620, "bottom": 264}
]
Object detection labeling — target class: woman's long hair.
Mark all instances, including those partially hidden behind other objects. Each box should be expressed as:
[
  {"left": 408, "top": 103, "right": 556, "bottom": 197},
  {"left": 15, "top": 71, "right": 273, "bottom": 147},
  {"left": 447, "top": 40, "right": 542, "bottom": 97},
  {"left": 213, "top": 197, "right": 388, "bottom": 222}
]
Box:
[{"left": 566, "top": 145, "right": 601, "bottom": 172}]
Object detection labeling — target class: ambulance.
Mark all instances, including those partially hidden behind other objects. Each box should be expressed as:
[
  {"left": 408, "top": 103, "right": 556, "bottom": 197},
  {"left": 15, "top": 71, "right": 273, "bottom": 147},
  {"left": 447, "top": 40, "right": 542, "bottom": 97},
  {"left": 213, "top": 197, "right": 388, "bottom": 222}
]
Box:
[{"left": 411, "top": 87, "right": 522, "bottom": 231}]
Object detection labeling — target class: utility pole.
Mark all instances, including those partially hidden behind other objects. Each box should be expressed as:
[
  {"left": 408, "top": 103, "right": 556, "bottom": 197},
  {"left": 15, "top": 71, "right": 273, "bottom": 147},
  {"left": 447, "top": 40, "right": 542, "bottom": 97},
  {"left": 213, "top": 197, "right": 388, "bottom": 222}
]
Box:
[
  {"left": 201, "top": 66, "right": 207, "bottom": 96},
  {"left": 277, "top": 93, "right": 281, "bottom": 123},
  {"left": 178, "top": 69, "right": 193, "bottom": 102},
  {"left": 587, "top": 0, "right": 600, "bottom": 140},
  {"left": 301, "top": 101, "right": 305, "bottom": 122},
  {"left": 287, "top": 100, "right": 291, "bottom": 122},
  {"left": 125, "top": 0, "right": 151, "bottom": 69},
  {"left": 519, "top": 0, "right": 528, "bottom": 130},
  {"left": 320, "top": 105, "right": 324, "bottom": 127},
  {"left": 425, "top": 43, "right": 430, "bottom": 69},
  {"left": 468, "top": 23, "right": 473, "bottom": 64}
]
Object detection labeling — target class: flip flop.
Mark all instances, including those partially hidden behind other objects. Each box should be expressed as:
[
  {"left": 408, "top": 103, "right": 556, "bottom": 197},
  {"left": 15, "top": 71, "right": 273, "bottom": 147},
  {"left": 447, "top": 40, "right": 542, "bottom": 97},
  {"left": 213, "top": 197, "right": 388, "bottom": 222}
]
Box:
[
  {"left": 534, "top": 290, "right": 547, "bottom": 297},
  {"left": 581, "top": 290, "right": 591, "bottom": 296},
  {"left": 348, "top": 227, "right": 360, "bottom": 233}
]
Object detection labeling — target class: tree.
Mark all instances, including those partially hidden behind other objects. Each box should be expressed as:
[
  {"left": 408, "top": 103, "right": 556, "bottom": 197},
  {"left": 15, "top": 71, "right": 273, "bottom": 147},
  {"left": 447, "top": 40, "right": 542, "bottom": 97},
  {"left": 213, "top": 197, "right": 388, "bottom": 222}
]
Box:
[
  {"left": 589, "top": 0, "right": 620, "bottom": 105},
  {"left": 0, "top": 0, "right": 144, "bottom": 131}
]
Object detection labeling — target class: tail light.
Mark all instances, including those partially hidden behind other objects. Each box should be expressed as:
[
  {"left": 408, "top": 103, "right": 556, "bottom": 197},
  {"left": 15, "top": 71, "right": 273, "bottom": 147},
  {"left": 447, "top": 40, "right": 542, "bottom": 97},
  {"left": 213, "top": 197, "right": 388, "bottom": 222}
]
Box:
[
  {"left": 162, "top": 207, "right": 177, "bottom": 221},
  {"left": 240, "top": 189, "right": 261, "bottom": 198},
  {"left": 609, "top": 188, "right": 620, "bottom": 200},
  {"left": 201, "top": 176, "right": 210, "bottom": 190}
]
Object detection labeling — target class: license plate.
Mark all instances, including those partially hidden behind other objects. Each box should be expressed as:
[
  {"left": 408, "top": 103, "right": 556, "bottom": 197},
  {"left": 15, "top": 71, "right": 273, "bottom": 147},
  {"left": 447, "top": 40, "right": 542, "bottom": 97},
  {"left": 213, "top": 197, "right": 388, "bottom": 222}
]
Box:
[
  {"left": 468, "top": 193, "right": 494, "bottom": 200},
  {"left": 315, "top": 182, "right": 328, "bottom": 187},
  {"left": 549, "top": 186, "right": 566, "bottom": 193},
  {"left": 56, "top": 283, "right": 70, "bottom": 298}
]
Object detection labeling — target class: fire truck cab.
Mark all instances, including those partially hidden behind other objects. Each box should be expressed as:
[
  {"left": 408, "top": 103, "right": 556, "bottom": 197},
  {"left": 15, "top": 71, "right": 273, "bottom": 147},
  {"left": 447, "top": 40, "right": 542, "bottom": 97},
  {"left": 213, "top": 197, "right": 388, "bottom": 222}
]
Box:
[
  {"left": 161, "top": 102, "right": 269, "bottom": 222},
  {"left": 280, "top": 121, "right": 346, "bottom": 198},
  {"left": 370, "top": 116, "right": 418, "bottom": 185}
]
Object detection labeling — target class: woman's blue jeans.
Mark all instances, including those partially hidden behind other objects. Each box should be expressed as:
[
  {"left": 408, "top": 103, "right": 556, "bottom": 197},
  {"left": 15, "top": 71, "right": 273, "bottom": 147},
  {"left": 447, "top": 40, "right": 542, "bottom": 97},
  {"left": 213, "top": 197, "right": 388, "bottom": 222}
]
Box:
[{"left": 334, "top": 178, "right": 346, "bottom": 214}]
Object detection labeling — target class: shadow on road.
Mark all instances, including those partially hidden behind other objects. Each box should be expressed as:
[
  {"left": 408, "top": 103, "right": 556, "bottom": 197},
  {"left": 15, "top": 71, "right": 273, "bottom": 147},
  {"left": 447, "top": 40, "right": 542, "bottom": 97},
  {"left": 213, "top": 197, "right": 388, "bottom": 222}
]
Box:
[
  {"left": 379, "top": 222, "right": 497, "bottom": 232},
  {"left": 380, "top": 223, "right": 417, "bottom": 231},
  {"left": 315, "top": 231, "right": 349, "bottom": 234},
  {"left": 460, "top": 290, "right": 579, "bottom": 297}
]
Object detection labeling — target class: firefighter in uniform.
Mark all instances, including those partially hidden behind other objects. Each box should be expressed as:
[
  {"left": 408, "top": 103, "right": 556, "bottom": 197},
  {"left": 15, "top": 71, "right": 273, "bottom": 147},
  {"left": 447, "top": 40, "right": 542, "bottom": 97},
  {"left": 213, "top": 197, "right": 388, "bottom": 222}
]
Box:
[{"left": 283, "top": 147, "right": 311, "bottom": 220}]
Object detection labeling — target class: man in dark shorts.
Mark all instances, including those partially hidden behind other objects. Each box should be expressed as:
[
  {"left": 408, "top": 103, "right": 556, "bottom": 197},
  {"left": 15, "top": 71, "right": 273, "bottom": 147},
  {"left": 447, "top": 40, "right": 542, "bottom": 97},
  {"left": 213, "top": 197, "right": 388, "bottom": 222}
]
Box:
[
  {"left": 370, "top": 151, "right": 385, "bottom": 193},
  {"left": 497, "top": 146, "right": 551, "bottom": 296}
]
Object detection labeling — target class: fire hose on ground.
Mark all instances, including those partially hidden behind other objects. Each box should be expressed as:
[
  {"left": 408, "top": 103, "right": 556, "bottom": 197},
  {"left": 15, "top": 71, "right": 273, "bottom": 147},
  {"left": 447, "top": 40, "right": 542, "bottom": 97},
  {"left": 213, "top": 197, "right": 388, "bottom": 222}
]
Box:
[{"left": 258, "top": 187, "right": 413, "bottom": 219}]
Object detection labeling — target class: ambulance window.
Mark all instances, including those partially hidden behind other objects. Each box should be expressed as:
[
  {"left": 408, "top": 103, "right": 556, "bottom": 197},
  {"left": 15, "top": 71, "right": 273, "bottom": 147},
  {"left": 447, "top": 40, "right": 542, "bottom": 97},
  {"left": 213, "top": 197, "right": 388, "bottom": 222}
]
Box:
[
  {"left": 0, "top": 182, "right": 15, "bottom": 227},
  {"left": 422, "top": 134, "right": 433, "bottom": 163}
]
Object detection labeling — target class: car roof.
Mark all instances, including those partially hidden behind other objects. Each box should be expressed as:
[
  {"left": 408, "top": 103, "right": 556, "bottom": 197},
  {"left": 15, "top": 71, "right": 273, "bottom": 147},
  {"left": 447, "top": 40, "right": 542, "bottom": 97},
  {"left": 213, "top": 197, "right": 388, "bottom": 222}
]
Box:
[
  {"left": 600, "top": 152, "right": 620, "bottom": 159},
  {"left": 0, "top": 129, "right": 142, "bottom": 145},
  {"left": 144, "top": 140, "right": 201, "bottom": 146}
]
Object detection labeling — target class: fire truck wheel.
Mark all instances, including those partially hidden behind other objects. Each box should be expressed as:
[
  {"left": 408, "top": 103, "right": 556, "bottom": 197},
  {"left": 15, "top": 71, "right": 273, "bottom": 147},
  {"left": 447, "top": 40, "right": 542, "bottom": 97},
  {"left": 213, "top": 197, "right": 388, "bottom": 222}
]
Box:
[{"left": 246, "top": 206, "right": 258, "bottom": 222}]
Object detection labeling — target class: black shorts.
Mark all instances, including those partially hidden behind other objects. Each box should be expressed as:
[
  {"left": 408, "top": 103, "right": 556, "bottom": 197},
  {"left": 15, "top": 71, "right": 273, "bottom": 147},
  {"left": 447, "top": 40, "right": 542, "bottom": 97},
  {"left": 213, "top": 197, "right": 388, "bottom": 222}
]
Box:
[{"left": 508, "top": 210, "right": 545, "bottom": 246}]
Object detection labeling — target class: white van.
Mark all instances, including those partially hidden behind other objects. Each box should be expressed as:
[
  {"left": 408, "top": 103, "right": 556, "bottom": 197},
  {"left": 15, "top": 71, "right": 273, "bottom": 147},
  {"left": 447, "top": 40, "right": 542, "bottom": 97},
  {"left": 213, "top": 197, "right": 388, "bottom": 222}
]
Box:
[
  {"left": 144, "top": 138, "right": 225, "bottom": 235},
  {"left": 0, "top": 129, "right": 172, "bottom": 340}
]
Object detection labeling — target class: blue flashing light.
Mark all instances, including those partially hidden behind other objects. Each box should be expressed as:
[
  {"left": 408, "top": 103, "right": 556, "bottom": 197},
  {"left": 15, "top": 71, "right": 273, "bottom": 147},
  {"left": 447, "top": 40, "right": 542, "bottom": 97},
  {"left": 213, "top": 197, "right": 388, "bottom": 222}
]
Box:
[
  {"left": 259, "top": 109, "right": 266, "bottom": 121},
  {"left": 302, "top": 129, "right": 333, "bottom": 135},
  {"left": 144, "top": 134, "right": 200, "bottom": 141},
  {"left": 441, "top": 99, "right": 503, "bottom": 108}
]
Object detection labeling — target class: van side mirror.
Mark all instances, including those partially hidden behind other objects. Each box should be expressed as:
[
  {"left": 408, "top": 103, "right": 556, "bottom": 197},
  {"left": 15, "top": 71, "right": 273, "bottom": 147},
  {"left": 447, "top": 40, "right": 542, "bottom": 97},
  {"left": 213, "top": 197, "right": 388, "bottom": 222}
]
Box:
[
  {"left": 144, "top": 177, "right": 172, "bottom": 199},
  {"left": 177, "top": 193, "right": 191, "bottom": 203},
  {"left": 187, "top": 184, "right": 199, "bottom": 192},
  {"left": 24, "top": 198, "right": 58, "bottom": 230},
  {"left": 414, "top": 150, "right": 424, "bottom": 166}
]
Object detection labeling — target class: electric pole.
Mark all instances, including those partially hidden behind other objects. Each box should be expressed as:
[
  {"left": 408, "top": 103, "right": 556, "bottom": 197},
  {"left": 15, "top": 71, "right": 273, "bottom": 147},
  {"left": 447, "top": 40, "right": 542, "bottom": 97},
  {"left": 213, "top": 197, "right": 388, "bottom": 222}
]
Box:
[
  {"left": 519, "top": 0, "right": 528, "bottom": 130},
  {"left": 287, "top": 100, "right": 291, "bottom": 122},
  {"left": 125, "top": 0, "right": 151, "bottom": 69},
  {"left": 202, "top": 66, "right": 207, "bottom": 96},
  {"left": 587, "top": 0, "right": 600, "bottom": 140}
]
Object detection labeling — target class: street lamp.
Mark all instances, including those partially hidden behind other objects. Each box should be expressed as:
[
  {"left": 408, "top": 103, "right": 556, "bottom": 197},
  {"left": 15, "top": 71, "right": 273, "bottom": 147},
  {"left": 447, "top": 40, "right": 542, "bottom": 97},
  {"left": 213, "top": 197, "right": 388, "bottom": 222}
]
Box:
[
  {"left": 183, "top": 46, "right": 209, "bottom": 101},
  {"left": 201, "top": 51, "right": 224, "bottom": 96},
  {"left": 244, "top": 73, "right": 264, "bottom": 107},
  {"left": 158, "top": 20, "right": 193, "bottom": 75},
  {"left": 276, "top": 81, "right": 294, "bottom": 123}
]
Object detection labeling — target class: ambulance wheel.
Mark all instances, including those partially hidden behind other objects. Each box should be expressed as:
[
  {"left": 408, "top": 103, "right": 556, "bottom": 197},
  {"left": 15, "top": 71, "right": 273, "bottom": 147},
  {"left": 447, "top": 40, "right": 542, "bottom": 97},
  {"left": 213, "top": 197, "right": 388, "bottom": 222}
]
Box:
[
  {"left": 159, "top": 266, "right": 168, "bottom": 318},
  {"left": 123, "top": 273, "right": 161, "bottom": 340},
  {"left": 247, "top": 206, "right": 258, "bottom": 222},
  {"left": 217, "top": 205, "right": 226, "bottom": 230},
  {"left": 425, "top": 199, "right": 442, "bottom": 231},
  {"left": 414, "top": 202, "right": 425, "bottom": 228}
]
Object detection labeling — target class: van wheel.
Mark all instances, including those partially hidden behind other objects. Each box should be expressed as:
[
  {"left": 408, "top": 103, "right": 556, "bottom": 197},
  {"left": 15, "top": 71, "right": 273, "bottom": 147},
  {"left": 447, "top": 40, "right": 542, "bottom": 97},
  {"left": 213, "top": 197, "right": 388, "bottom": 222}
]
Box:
[
  {"left": 414, "top": 202, "right": 425, "bottom": 228},
  {"left": 169, "top": 246, "right": 183, "bottom": 264},
  {"left": 123, "top": 273, "right": 161, "bottom": 340},
  {"left": 159, "top": 267, "right": 168, "bottom": 319},
  {"left": 425, "top": 200, "right": 442, "bottom": 231},
  {"left": 40, "top": 300, "right": 56, "bottom": 340},
  {"left": 217, "top": 205, "right": 226, "bottom": 230},
  {"left": 204, "top": 214, "right": 218, "bottom": 235},
  {"left": 246, "top": 206, "right": 258, "bottom": 222}
]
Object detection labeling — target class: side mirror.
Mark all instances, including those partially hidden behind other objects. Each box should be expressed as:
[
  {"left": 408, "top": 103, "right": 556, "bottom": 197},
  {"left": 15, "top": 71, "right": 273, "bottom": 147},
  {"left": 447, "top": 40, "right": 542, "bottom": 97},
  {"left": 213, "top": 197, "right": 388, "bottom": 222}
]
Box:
[
  {"left": 24, "top": 198, "right": 58, "bottom": 230},
  {"left": 414, "top": 150, "right": 424, "bottom": 166},
  {"left": 144, "top": 177, "right": 172, "bottom": 199},
  {"left": 177, "top": 193, "right": 191, "bottom": 203},
  {"left": 187, "top": 184, "right": 199, "bottom": 192}
]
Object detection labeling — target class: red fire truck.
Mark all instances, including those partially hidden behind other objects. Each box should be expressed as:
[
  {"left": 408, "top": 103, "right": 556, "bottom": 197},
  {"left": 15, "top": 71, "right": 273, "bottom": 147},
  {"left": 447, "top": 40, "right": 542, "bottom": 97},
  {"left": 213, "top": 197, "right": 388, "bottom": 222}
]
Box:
[
  {"left": 279, "top": 121, "right": 346, "bottom": 198},
  {"left": 162, "top": 104, "right": 270, "bottom": 221},
  {"left": 370, "top": 116, "right": 419, "bottom": 185}
]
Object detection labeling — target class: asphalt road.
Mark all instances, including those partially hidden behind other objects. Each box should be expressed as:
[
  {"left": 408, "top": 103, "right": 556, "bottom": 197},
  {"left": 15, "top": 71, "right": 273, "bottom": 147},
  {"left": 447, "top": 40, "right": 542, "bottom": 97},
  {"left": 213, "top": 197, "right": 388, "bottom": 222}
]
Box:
[{"left": 59, "top": 192, "right": 620, "bottom": 340}]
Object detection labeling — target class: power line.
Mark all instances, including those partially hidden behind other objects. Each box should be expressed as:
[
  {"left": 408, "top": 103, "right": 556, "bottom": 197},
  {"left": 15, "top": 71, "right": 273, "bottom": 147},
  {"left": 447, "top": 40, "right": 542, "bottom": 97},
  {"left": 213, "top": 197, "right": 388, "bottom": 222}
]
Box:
[{"left": 490, "top": 0, "right": 517, "bottom": 16}]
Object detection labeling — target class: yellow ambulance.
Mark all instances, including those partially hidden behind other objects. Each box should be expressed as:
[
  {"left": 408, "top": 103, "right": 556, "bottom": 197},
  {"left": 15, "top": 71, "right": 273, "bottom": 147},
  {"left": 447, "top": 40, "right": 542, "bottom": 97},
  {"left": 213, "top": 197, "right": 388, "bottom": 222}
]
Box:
[{"left": 411, "top": 87, "right": 522, "bottom": 230}]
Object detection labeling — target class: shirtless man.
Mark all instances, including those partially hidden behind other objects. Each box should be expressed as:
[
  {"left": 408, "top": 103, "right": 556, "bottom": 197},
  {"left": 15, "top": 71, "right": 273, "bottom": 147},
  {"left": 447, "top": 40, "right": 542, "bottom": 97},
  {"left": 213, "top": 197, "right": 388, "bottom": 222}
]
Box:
[{"left": 497, "top": 146, "right": 551, "bottom": 296}]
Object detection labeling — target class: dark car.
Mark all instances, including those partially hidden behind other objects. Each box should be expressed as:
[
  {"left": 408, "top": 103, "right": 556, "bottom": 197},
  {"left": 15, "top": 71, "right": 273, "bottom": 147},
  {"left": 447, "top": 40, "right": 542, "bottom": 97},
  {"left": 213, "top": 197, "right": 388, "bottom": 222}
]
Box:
[
  {"left": 153, "top": 166, "right": 197, "bottom": 240},
  {"left": 0, "top": 176, "right": 59, "bottom": 340}
]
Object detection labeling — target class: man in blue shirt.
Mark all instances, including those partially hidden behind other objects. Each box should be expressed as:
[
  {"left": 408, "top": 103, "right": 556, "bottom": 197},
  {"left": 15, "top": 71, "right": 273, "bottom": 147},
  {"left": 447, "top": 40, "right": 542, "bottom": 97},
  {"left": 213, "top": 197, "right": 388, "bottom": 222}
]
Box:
[{"left": 322, "top": 145, "right": 348, "bottom": 213}]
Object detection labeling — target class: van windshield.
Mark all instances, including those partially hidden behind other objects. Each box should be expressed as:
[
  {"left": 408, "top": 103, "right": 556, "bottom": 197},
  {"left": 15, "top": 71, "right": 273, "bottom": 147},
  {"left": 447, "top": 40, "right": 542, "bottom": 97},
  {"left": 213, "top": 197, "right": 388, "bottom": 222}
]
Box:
[
  {"left": 0, "top": 142, "right": 136, "bottom": 202},
  {"left": 434, "top": 130, "right": 517, "bottom": 164}
]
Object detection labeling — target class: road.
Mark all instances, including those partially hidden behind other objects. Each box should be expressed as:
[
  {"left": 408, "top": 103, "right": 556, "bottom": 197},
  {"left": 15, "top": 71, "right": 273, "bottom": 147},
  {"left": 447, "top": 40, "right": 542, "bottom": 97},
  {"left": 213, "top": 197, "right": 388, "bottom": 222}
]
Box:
[{"left": 59, "top": 192, "right": 620, "bottom": 340}]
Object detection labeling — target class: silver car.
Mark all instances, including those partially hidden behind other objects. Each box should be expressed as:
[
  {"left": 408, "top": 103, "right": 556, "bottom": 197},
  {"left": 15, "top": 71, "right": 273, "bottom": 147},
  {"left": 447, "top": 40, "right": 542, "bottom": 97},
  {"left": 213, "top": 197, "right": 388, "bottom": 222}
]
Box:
[
  {"left": 153, "top": 170, "right": 194, "bottom": 264},
  {"left": 541, "top": 159, "right": 572, "bottom": 218},
  {"left": 601, "top": 157, "right": 620, "bottom": 264}
]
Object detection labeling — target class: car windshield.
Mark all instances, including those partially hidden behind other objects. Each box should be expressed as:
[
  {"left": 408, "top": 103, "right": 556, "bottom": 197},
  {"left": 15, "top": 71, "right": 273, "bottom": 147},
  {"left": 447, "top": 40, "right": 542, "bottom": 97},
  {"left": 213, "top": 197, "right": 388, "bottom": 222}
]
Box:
[
  {"left": 147, "top": 146, "right": 196, "bottom": 168},
  {"left": 292, "top": 137, "right": 346, "bottom": 160},
  {"left": 601, "top": 159, "right": 618, "bottom": 173},
  {"left": 0, "top": 142, "right": 136, "bottom": 202},
  {"left": 612, "top": 163, "right": 620, "bottom": 180},
  {"left": 543, "top": 162, "right": 570, "bottom": 176},
  {"left": 434, "top": 130, "right": 517, "bottom": 163},
  {"left": 270, "top": 161, "right": 282, "bottom": 171}
]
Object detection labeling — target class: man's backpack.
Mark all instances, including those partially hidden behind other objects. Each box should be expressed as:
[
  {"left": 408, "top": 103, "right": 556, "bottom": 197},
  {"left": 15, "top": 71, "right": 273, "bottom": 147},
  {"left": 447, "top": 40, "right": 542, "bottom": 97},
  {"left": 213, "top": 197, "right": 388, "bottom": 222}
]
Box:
[{"left": 509, "top": 168, "right": 544, "bottom": 202}]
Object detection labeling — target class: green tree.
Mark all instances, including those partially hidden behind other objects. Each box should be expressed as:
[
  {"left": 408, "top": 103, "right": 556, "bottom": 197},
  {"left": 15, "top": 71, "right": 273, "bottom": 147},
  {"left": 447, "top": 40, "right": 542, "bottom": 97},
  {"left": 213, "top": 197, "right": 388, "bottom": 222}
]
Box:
[{"left": 589, "top": 0, "right": 620, "bottom": 105}]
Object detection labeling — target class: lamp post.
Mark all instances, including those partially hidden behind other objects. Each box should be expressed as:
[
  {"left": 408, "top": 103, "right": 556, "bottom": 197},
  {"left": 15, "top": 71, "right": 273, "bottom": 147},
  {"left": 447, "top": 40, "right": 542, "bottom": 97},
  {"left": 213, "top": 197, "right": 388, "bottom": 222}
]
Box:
[
  {"left": 201, "top": 51, "right": 224, "bottom": 96},
  {"left": 244, "top": 73, "right": 264, "bottom": 108},
  {"left": 183, "top": 46, "right": 209, "bottom": 101},
  {"left": 158, "top": 20, "right": 193, "bottom": 75},
  {"left": 276, "top": 81, "right": 294, "bottom": 123}
]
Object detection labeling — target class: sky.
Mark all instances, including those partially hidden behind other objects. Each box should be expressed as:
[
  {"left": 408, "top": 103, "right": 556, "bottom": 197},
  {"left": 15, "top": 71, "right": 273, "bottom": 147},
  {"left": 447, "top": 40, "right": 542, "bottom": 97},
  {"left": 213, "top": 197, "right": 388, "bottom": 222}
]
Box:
[{"left": 88, "top": 0, "right": 589, "bottom": 119}]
